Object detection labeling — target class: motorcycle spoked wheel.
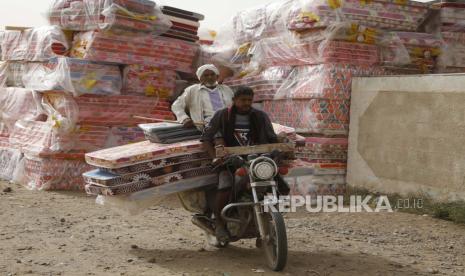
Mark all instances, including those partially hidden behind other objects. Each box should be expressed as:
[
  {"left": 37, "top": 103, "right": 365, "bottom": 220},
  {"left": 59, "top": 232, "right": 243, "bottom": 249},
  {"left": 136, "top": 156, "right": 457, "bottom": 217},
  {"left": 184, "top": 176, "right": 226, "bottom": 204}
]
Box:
[{"left": 262, "top": 211, "right": 288, "bottom": 271}]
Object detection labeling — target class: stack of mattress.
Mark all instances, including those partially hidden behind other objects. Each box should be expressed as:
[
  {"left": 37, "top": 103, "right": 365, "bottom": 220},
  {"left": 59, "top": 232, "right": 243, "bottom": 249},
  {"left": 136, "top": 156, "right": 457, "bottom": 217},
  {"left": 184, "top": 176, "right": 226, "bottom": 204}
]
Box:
[
  {"left": 288, "top": 0, "right": 429, "bottom": 32},
  {"left": 161, "top": 6, "right": 204, "bottom": 43},
  {"left": 48, "top": 0, "right": 171, "bottom": 35},
  {"left": 71, "top": 31, "right": 198, "bottom": 73}
]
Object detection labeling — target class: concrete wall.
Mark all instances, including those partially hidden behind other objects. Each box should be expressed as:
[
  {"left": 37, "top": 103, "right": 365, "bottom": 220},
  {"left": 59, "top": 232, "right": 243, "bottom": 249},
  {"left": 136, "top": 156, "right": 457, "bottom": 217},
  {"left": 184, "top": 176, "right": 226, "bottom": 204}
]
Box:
[{"left": 348, "top": 74, "right": 465, "bottom": 202}]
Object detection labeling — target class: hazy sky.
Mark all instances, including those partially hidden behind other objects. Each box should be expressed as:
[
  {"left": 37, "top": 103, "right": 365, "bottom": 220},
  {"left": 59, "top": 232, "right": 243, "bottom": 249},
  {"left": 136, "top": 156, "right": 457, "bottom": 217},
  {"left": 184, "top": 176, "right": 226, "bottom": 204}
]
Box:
[{"left": 0, "top": 0, "right": 272, "bottom": 32}]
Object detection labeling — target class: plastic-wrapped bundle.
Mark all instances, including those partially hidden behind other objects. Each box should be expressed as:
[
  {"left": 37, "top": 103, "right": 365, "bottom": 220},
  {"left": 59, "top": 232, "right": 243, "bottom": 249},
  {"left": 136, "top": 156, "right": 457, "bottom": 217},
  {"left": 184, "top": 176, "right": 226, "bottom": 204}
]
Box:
[
  {"left": 0, "top": 88, "right": 42, "bottom": 133},
  {"left": 274, "top": 64, "right": 386, "bottom": 100},
  {"left": 223, "top": 66, "right": 293, "bottom": 102},
  {"left": 263, "top": 99, "right": 350, "bottom": 135},
  {"left": 122, "top": 65, "right": 176, "bottom": 98},
  {"left": 48, "top": 0, "right": 171, "bottom": 35},
  {"left": 19, "top": 154, "right": 93, "bottom": 191},
  {"left": 9, "top": 120, "right": 113, "bottom": 156},
  {"left": 253, "top": 36, "right": 380, "bottom": 67},
  {"left": 9, "top": 120, "right": 76, "bottom": 156},
  {"left": 438, "top": 32, "right": 465, "bottom": 71},
  {"left": 0, "top": 137, "right": 23, "bottom": 181},
  {"left": 0, "top": 26, "right": 69, "bottom": 61},
  {"left": 381, "top": 32, "right": 443, "bottom": 74},
  {"left": 231, "top": 0, "right": 294, "bottom": 44},
  {"left": 295, "top": 137, "right": 348, "bottom": 162},
  {"left": 71, "top": 31, "right": 198, "bottom": 73},
  {"left": 288, "top": 0, "right": 429, "bottom": 32},
  {"left": 22, "top": 57, "right": 122, "bottom": 96}
]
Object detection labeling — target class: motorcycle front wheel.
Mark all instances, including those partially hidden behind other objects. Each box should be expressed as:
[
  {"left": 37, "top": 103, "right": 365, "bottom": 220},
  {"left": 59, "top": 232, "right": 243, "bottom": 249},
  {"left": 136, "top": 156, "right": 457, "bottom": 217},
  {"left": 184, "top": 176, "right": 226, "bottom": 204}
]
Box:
[{"left": 262, "top": 211, "right": 287, "bottom": 271}]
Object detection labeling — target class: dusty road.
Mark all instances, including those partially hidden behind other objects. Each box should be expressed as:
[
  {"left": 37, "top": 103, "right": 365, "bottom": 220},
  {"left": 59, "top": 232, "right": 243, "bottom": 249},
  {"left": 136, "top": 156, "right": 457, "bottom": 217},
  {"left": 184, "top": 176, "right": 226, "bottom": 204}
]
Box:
[{"left": 1, "top": 181, "right": 464, "bottom": 276}]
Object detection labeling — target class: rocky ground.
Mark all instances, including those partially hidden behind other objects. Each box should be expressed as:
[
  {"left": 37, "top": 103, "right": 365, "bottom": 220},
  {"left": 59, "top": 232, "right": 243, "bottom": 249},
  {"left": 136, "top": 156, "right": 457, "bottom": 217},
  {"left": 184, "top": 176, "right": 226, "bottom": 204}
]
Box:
[{"left": 1, "top": 181, "right": 464, "bottom": 276}]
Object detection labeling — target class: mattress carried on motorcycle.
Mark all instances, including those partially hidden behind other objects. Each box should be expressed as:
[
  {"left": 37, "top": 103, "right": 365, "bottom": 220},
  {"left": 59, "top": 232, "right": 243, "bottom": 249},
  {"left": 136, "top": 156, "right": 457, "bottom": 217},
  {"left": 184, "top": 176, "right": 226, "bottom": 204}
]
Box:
[
  {"left": 85, "top": 123, "right": 296, "bottom": 169},
  {"left": 83, "top": 124, "right": 297, "bottom": 196}
]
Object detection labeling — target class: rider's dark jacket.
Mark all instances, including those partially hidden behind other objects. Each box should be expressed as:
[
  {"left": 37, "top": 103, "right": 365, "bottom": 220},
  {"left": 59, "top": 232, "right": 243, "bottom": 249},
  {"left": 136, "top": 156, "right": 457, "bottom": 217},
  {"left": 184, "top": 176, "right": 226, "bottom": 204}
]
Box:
[{"left": 200, "top": 106, "right": 278, "bottom": 146}]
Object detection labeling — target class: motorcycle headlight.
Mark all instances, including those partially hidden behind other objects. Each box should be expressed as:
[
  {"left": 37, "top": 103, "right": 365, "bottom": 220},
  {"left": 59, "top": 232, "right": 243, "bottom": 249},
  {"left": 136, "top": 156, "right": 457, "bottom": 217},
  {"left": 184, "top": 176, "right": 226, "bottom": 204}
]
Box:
[{"left": 251, "top": 157, "right": 277, "bottom": 180}]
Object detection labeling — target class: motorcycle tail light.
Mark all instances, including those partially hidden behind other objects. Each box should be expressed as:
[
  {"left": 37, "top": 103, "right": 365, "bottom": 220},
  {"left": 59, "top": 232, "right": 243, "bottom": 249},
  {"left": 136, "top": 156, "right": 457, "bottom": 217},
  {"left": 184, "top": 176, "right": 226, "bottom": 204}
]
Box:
[
  {"left": 279, "top": 166, "right": 289, "bottom": 175},
  {"left": 235, "top": 167, "right": 247, "bottom": 177}
]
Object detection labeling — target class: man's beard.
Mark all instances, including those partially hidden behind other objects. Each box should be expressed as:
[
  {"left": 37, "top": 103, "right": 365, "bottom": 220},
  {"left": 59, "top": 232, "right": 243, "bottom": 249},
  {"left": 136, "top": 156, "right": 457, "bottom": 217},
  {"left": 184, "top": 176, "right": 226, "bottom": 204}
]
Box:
[{"left": 204, "top": 81, "right": 218, "bottom": 88}]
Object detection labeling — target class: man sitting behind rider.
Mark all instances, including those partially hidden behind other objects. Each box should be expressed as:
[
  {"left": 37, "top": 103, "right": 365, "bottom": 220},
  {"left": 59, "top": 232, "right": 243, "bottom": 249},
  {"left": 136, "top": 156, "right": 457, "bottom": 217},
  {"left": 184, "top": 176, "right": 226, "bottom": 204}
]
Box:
[
  {"left": 171, "top": 64, "right": 234, "bottom": 129},
  {"left": 201, "top": 86, "right": 278, "bottom": 241}
]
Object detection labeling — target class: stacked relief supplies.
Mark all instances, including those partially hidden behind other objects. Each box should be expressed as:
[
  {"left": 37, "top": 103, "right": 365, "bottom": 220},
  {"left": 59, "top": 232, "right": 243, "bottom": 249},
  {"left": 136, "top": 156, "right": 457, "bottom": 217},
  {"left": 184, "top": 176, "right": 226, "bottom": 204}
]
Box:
[
  {"left": 203, "top": 0, "right": 434, "bottom": 197},
  {"left": 0, "top": 0, "right": 202, "bottom": 191}
]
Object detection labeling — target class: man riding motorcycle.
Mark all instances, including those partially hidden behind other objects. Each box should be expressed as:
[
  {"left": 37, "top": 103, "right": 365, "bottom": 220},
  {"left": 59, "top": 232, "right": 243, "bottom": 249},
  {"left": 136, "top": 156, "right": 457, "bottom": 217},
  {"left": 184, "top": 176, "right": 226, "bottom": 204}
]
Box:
[{"left": 201, "top": 86, "right": 289, "bottom": 242}]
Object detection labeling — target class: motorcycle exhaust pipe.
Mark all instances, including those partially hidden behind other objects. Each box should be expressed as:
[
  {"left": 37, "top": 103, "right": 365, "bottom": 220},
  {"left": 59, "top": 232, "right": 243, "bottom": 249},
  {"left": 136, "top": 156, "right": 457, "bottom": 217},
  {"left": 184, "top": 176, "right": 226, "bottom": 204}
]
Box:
[{"left": 191, "top": 216, "right": 215, "bottom": 235}]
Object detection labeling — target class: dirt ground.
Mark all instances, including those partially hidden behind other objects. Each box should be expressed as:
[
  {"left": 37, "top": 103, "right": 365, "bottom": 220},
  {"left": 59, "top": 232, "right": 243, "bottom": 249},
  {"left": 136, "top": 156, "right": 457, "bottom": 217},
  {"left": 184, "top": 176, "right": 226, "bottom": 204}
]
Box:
[{"left": 1, "top": 181, "right": 465, "bottom": 276}]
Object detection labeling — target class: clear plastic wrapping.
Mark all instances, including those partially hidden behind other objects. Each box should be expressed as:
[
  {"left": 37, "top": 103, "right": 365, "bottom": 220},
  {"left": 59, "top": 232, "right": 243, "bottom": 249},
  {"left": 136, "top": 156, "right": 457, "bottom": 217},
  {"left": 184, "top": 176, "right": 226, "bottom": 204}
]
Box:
[
  {"left": 381, "top": 32, "right": 443, "bottom": 74},
  {"left": 0, "top": 26, "right": 69, "bottom": 61},
  {"left": 231, "top": 0, "right": 294, "bottom": 44},
  {"left": 0, "top": 62, "right": 7, "bottom": 87},
  {"left": 122, "top": 65, "right": 176, "bottom": 98},
  {"left": 0, "top": 138, "right": 23, "bottom": 181},
  {"left": 18, "top": 154, "right": 93, "bottom": 191},
  {"left": 274, "top": 64, "right": 387, "bottom": 100},
  {"left": 22, "top": 57, "right": 122, "bottom": 96},
  {"left": 288, "top": 0, "right": 429, "bottom": 32},
  {"left": 437, "top": 32, "right": 465, "bottom": 71},
  {"left": 71, "top": 31, "right": 198, "bottom": 73},
  {"left": 223, "top": 66, "right": 293, "bottom": 102},
  {"left": 1, "top": 62, "right": 30, "bottom": 87},
  {"left": 48, "top": 0, "right": 172, "bottom": 35},
  {"left": 0, "top": 88, "right": 43, "bottom": 133},
  {"left": 250, "top": 35, "right": 380, "bottom": 68}
]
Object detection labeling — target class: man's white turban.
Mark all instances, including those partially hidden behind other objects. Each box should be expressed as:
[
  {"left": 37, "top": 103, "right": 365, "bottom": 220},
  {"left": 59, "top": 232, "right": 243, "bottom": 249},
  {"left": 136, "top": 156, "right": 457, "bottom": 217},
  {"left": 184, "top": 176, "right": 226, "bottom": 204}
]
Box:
[{"left": 196, "top": 64, "right": 219, "bottom": 80}]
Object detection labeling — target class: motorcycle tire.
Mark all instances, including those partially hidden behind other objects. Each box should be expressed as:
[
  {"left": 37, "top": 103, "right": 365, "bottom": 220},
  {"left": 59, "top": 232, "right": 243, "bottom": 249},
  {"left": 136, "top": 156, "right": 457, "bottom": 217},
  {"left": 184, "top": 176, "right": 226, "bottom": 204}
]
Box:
[{"left": 263, "top": 211, "right": 288, "bottom": 271}]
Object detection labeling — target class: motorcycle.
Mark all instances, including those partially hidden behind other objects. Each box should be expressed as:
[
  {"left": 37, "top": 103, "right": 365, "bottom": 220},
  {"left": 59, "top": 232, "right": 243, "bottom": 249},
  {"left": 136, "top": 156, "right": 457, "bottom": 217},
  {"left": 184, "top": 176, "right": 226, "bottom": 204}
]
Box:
[{"left": 177, "top": 143, "right": 292, "bottom": 271}]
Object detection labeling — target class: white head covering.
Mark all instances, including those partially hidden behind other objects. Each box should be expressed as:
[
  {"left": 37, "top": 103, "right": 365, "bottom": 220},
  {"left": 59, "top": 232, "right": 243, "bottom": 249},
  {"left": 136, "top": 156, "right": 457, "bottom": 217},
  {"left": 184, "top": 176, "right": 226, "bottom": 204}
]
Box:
[{"left": 196, "top": 64, "right": 219, "bottom": 80}]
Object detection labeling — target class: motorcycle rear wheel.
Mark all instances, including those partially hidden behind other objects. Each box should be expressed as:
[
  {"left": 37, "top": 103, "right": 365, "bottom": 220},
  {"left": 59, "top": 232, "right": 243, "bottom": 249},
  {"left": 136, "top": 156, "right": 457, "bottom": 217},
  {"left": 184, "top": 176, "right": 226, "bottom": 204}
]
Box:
[{"left": 262, "top": 211, "right": 287, "bottom": 271}]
